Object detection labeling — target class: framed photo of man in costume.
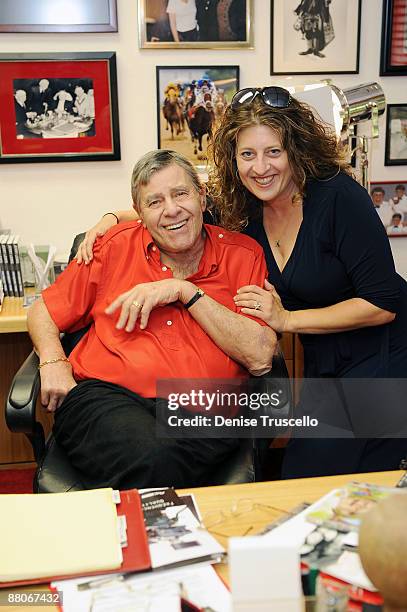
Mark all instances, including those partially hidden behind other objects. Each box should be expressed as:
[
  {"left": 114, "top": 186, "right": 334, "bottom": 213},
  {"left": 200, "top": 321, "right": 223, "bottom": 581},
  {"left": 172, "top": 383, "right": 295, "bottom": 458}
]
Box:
[{"left": 270, "top": 0, "right": 362, "bottom": 74}]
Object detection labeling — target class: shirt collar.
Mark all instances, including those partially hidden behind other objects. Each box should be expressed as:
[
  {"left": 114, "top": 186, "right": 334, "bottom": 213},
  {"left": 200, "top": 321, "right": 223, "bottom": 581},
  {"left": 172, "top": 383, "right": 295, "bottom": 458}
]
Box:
[{"left": 140, "top": 223, "right": 218, "bottom": 278}]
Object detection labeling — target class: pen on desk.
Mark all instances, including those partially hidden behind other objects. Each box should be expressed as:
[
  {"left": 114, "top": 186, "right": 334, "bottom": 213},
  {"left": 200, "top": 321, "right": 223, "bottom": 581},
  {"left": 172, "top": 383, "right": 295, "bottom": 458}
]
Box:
[{"left": 77, "top": 574, "right": 126, "bottom": 591}]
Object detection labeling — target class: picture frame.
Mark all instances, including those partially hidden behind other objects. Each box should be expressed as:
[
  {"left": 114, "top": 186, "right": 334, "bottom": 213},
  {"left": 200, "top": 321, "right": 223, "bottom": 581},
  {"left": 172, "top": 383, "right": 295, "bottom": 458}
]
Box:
[
  {"left": 156, "top": 65, "right": 239, "bottom": 171},
  {"left": 0, "top": 0, "right": 117, "bottom": 33},
  {"left": 138, "top": 0, "right": 253, "bottom": 49},
  {"left": 270, "top": 0, "right": 361, "bottom": 75},
  {"left": 380, "top": 0, "right": 407, "bottom": 76},
  {"left": 385, "top": 104, "right": 407, "bottom": 166},
  {"left": 369, "top": 181, "right": 407, "bottom": 236},
  {"left": 0, "top": 52, "right": 121, "bottom": 164}
]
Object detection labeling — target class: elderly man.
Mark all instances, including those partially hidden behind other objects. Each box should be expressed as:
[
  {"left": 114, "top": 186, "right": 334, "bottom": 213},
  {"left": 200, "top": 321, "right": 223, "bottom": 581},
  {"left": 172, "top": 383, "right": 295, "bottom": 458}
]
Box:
[{"left": 28, "top": 150, "right": 277, "bottom": 490}]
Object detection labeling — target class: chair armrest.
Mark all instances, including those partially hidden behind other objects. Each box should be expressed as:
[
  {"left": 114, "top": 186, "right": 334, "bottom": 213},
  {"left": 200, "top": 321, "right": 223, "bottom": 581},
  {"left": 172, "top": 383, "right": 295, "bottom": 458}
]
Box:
[
  {"left": 6, "top": 350, "right": 45, "bottom": 461},
  {"left": 251, "top": 348, "right": 292, "bottom": 415}
]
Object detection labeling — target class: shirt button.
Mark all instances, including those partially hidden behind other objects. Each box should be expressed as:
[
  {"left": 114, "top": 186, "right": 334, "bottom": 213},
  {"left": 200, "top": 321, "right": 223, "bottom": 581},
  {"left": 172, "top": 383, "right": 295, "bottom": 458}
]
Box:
[
  {"left": 218, "top": 233, "right": 224, "bottom": 238},
  {"left": 146, "top": 255, "right": 149, "bottom": 260},
  {"left": 162, "top": 266, "right": 168, "bottom": 271},
  {"left": 152, "top": 246, "right": 156, "bottom": 251},
  {"left": 137, "top": 219, "right": 142, "bottom": 223},
  {"left": 166, "top": 320, "right": 172, "bottom": 326}
]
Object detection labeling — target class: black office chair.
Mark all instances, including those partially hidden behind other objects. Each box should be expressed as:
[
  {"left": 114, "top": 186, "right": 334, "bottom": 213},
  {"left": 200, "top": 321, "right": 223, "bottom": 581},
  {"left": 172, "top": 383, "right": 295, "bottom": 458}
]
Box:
[{"left": 6, "top": 234, "right": 292, "bottom": 493}]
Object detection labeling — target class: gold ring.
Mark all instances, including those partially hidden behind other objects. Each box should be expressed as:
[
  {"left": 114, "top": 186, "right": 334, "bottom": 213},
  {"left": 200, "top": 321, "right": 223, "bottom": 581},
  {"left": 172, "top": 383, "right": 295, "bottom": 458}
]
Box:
[
  {"left": 131, "top": 301, "right": 142, "bottom": 308},
  {"left": 254, "top": 301, "right": 261, "bottom": 311}
]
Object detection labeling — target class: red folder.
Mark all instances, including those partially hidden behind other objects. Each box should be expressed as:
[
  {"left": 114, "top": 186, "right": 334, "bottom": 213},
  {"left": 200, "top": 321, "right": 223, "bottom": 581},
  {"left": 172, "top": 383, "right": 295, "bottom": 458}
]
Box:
[{"left": 0, "top": 489, "right": 151, "bottom": 588}]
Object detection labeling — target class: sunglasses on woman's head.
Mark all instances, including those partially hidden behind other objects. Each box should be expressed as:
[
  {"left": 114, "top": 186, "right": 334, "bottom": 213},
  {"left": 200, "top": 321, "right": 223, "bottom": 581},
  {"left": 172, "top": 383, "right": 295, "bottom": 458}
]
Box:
[{"left": 231, "top": 87, "right": 292, "bottom": 110}]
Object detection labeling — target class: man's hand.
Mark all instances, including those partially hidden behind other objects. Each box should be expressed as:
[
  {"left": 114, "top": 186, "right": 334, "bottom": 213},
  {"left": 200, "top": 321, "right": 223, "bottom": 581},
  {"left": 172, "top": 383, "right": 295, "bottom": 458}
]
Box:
[
  {"left": 234, "top": 279, "right": 291, "bottom": 333},
  {"left": 39, "top": 362, "right": 77, "bottom": 413},
  {"left": 105, "top": 279, "right": 194, "bottom": 331}
]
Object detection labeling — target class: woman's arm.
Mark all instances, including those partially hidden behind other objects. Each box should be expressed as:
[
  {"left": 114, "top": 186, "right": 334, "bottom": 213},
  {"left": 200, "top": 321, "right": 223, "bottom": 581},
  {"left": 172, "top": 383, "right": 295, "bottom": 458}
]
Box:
[
  {"left": 76, "top": 209, "right": 138, "bottom": 264},
  {"left": 234, "top": 280, "right": 395, "bottom": 334},
  {"left": 168, "top": 13, "right": 180, "bottom": 42}
]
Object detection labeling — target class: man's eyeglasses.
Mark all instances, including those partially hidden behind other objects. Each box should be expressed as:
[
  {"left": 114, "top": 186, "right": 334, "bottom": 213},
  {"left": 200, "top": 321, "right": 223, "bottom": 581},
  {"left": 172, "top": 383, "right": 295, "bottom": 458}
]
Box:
[{"left": 231, "top": 86, "right": 292, "bottom": 110}]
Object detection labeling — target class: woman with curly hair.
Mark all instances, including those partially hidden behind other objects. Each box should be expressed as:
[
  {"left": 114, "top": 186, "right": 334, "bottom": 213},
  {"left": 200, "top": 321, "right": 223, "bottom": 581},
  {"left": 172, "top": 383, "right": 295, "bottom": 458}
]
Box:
[{"left": 75, "top": 87, "right": 407, "bottom": 478}]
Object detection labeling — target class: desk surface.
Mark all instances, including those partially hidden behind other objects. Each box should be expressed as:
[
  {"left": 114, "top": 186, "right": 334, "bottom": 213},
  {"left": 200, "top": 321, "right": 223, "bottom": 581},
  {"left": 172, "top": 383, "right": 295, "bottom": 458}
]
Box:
[
  {"left": 0, "top": 295, "right": 29, "bottom": 333},
  {"left": 180, "top": 470, "right": 403, "bottom": 583},
  {"left": 0, "top": 471, "right": 402, "bottom": 610}
]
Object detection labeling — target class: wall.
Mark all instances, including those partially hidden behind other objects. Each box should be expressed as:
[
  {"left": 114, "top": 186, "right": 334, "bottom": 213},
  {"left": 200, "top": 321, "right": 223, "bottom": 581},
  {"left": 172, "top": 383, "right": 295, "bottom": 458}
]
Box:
[{"left": 0, "top": 0, "right": 406, "bottom": 274}]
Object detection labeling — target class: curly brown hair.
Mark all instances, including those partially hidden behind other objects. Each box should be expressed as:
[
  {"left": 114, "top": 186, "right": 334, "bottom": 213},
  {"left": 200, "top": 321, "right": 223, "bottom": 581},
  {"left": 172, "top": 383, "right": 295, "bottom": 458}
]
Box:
[{"left": 207, "top": 95, "right": 351, "bottom": 231}]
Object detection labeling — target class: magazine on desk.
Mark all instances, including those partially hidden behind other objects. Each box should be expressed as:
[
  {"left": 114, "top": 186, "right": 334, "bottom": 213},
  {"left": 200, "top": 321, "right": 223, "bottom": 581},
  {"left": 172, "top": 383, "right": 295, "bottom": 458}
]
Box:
[
  {"left": 304, "top": 481, "right": 397, "bottom": 532},
  {"left": 139, "top": 488, "right": 225, "bottom": 570}
]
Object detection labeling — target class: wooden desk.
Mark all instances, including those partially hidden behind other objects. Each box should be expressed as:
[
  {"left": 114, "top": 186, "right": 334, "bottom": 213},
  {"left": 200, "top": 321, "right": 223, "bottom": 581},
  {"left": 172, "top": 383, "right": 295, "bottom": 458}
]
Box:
[
  {"left": 0, "top": 295, "right": 52, "bottom": 465},
  {"left": 179, "top": 470, "right": 403, "bottom": 584},
  {"left": 1, "top": 471, "right": 401, "bottom": 612}
]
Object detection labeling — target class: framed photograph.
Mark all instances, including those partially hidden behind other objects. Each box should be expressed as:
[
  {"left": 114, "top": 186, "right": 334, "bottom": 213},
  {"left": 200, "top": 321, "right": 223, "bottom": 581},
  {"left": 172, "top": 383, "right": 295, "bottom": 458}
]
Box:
[
  {"left": 370, "top": 181, "right": 407, "bottom": 236},
  {"left": 0, "top": 53, "right": 120, "bottom": 164},
  {"left": 138, "top": 0, "right": 253, "bottom": 48},
  {"left": 385, "top": 104, "right": 407, "bottom": 166},
  {"left": 270, "top": 0, "right": 362, "bottom": 74},
  {"left": 156, "top": 65, "right": 239, "bottom": 170},
  {"left": 380, "top": 0, "right": 407, "bottom": 75},
  {"left": 0, "top": 0, "right": 117, "bottom": 33}
]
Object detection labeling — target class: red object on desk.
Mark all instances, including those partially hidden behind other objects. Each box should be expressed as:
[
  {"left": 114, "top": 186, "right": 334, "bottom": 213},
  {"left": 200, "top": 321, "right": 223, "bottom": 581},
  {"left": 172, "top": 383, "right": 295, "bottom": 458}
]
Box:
[{"left": 0, "top": 488, "right": 151, "bottom": 588}]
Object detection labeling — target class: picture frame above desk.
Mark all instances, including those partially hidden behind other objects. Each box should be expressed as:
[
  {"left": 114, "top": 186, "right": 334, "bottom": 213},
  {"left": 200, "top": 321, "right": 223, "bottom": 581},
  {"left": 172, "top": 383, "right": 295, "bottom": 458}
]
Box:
[
  {"left": 380, "top": 0, "right": 407, "bottom": 76},
  {"left": 0, "top": 0, "right": 118, "bottom": 33},
  {"left": 0, "top": 52, "right": 121, "bottom": 164}
]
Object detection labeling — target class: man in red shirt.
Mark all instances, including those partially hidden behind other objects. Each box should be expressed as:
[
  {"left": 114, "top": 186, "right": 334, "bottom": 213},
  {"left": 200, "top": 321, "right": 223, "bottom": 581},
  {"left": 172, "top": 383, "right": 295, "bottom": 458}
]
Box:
[{"left": 27, "top": 150, "right": 277, "bottom": 489}]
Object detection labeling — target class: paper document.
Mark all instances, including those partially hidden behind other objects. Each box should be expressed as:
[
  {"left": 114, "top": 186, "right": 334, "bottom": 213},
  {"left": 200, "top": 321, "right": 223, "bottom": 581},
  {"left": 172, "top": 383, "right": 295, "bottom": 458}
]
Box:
[{"left": 52, "top": 563, "right": 231, "bottom": 612}]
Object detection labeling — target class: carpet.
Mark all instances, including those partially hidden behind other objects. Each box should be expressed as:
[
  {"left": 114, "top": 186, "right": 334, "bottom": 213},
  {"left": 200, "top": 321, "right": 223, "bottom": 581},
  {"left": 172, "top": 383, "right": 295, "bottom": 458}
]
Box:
[{"left": 0, "top": 468, "right": 35, "bottom": 494}]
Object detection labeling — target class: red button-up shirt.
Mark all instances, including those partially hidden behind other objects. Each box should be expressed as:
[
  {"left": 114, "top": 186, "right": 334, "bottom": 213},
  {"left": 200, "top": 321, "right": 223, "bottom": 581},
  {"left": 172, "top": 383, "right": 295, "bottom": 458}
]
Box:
[{"left": 42, "top": 222, "right": 268, "bottom": 398}]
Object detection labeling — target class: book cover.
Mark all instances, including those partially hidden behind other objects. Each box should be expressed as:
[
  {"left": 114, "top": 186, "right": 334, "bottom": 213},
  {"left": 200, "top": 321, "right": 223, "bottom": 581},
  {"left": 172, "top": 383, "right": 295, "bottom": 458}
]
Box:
[{"left": 140, "top": 488, "right": 224, "bottom": 570}]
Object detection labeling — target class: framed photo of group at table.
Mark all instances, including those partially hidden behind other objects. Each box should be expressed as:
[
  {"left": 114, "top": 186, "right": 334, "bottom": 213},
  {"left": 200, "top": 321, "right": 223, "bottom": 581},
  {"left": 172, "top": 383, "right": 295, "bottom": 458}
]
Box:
[
  {"left": 370, "top": 181, "right": 407, "bottom": 236},
  {"left": 0, "top": 52, "right": 121, "bottom": 164},
  {"left": 138, "top": 0, "right": 253, "bottom": 49},
  {"left": 380, "top": 0, "right": 407, "bottom": 76},
  {"left": 270, "top": 0, "right": 362, "bottom": 75},
  {"left": 156, "top": 65, "right": 239, "bottom": 171}
]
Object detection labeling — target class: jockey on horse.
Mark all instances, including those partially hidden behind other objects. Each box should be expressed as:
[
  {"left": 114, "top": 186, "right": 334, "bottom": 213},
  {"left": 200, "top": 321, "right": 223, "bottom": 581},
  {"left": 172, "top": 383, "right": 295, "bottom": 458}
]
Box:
[{"left": 163, "top": 82, "right": 184, "bottom": 135}]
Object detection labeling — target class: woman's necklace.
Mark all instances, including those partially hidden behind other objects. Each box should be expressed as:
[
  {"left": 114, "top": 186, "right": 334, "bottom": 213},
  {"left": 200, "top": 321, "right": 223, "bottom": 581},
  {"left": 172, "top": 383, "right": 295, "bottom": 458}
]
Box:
[{"left": 267, "top": 200, "right": 302, "bottom": 249}]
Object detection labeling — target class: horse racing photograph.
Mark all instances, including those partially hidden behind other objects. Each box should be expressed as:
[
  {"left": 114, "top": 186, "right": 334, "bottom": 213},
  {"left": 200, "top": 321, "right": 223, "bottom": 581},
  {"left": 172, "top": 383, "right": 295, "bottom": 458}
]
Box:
[{"left": 156, "top": 65, "right": 239, "bottom": 169}]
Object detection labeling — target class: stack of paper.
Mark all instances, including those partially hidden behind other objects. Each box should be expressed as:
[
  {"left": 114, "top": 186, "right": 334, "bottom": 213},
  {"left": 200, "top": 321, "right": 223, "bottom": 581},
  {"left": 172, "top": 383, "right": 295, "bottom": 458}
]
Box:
[{"left": 0, "top": 489, "right": 123, "bottom": 582}]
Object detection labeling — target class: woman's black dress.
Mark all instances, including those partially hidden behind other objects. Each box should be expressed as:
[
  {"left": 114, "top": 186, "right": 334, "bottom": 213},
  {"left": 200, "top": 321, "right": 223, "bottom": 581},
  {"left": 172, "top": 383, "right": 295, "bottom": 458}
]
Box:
[{"left": 244, "top": 172, "right": 407, "bottom": 477}]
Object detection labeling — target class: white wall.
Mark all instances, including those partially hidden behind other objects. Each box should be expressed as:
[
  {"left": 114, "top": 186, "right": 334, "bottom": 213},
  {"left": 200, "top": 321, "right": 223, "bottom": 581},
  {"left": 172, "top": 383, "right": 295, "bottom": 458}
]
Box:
[{"left": 0, "top": 0, "right": 406, "bottom": 272}]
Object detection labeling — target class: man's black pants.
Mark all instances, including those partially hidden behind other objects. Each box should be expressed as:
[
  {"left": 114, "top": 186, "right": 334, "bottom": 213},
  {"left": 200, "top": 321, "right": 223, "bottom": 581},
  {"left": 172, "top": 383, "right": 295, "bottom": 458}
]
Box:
[{"left": 53, "top": 379, "right": 239, "bottom": 490}]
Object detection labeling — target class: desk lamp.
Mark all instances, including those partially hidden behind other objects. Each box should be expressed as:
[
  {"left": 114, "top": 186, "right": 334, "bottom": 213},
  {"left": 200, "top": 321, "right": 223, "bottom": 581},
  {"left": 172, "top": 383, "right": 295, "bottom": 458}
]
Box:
[{"left": 294, "top": 82, "right": 386, "bottom": 190}]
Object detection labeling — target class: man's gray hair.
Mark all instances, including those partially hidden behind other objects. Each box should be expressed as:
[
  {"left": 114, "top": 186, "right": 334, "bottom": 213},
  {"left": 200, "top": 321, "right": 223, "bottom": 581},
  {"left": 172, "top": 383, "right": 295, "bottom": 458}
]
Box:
[{"left": 131, "top": 150, "right": 202, "bottom": 210}]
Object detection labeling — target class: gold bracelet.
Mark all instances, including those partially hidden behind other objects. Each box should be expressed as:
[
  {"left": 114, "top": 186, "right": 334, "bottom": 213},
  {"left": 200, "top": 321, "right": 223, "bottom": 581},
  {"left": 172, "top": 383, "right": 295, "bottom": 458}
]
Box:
[{"left": 38, "top": 357, "right": 70, "bottom": 370}]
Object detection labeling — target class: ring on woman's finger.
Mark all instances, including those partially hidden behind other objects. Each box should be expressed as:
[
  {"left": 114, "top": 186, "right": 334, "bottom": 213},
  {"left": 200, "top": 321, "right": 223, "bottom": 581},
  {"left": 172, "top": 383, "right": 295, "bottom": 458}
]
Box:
[
  {"left": 131, "top": 300, "right": 142, "bottom": 308},
  {"left": 254, "top": 301, "right": 262, "bottom": 311}
]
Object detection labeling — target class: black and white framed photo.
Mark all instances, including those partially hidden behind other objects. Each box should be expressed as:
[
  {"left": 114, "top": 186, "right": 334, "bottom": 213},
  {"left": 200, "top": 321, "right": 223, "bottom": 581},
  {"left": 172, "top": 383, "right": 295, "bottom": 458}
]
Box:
[
  {"left": 156, "top": 65, "right": 239, "bottom": 169},
  {"left": 380, "top": 0, "right": 407, "bottom": 76},
  {"left": 385, "top": 103, "right": 407, "bottom": 166},
  {"left": 0, "top": 53, "right": 120, "bottom": 163},
  {"left": 139, "top": 0, "right": 253, "bottom": 49},
  {"left": 270, "top": 0, "right": 362, "bottom": 74}
]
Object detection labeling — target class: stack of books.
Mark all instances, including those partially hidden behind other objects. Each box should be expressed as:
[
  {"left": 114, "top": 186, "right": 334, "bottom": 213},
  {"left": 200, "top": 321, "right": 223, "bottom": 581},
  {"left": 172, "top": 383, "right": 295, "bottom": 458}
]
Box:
[{"left": 0, "top": 233, "right": 24, "bottom": 297}]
